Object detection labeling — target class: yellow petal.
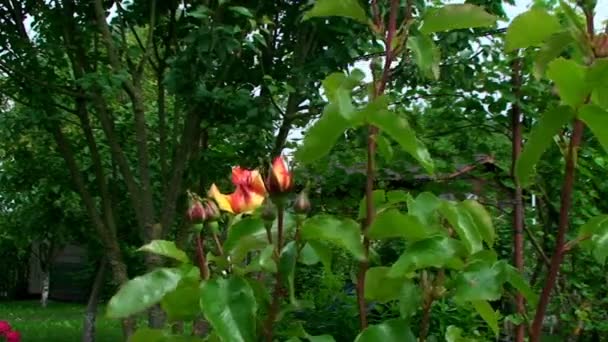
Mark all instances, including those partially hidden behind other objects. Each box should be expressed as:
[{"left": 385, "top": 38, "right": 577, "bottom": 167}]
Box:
[
  {"left": 250, "top": 170, "right": 267, "bottom": 196},
  {"left": 208, "top": 184, "right": 234, "bottom": 214}
]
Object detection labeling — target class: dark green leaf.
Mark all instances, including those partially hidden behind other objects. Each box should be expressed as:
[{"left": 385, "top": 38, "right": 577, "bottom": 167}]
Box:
[
  {"left": 533, "top": 31, "right": 574, "bottom": 79},
  {"left": 307, "top": 240, "right": 333, "bottom": 272},
  {"left": 389, "top": 236, "right": 465, "bottom": 277},
  {"left": 161, "top": 279, "right": 201, "bottom": 322},
  {"left": 505, "top": 8, "right": 561, "bottom": 52},
  {"left": 138, "top": 240, "right": 189, "bottom": 264},
  {"left": 420, "top": 4, "right": 497, "bottom": 34},
  {"left": 369, "top": 209, "right": 436, "bottom": 242},
  {"left": 516, "top": 106, "right": 576, "bottom": 187},
  {"left": 354, "top": 319, "right": 416, "bottom": 342},
  {"left": 579, "top": 104, "right": 608, "bottom": 155},
  {"left": 279, "top": 241, "right": 298, "bottom": 304},
  {"left": 365, "top": 267, "right": 407, "bottom": 303},
  {"left": 439, "top": 201, "right": 483, "bottom": 254},
  {"left": 302, "top": 0, "right": 369, "bottom": 24},
  {"left": 399, "top": 281, "right": 422, "bottom": 319},
  {"left": 471, "top": 300, "right": 499, "bottom": 337},
  {"left": 460, "top": 200, "right": 495, "bottom": 247},
  {"left": 367, "top": 110, "right": 434, "bottom": 174},
  {"left": 107, "top": 268, "right": 183, "bottom": 319},
  {"left": 200, "top": 277, "right": 257, "bottom": 342},
  {"left": 453, "top": 261, "right": 505, "bottom": 302},
  {"left": 407, "top": 34, "right": 440, "bottom": 79},
  {"left": 546, "top": 58, "right": 590, "bottom": 108},
  {"left": 301, "top": 215, "right": 365, "bottom": 261},
  {"left": 228, "top": 6, "right": 253, "bottom": 18}
]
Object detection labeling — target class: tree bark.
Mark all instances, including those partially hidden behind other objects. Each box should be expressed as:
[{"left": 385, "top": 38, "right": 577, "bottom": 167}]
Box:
[{"left": 82, "top": 259, "right": 107, "bottom": 342}]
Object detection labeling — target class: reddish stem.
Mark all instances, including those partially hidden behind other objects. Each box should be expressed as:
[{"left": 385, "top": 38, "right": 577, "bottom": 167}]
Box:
[
  {"left": 195, "top": 233, "right": 209, "bottom": 280},
  {"left": 263, "top": 205, "right": 285, "bottom": 341},
  {"left": 510, "top": 56, "right": 526, "bottom": 342},
  {"left": 530, "top": 10, "right": 594, "bottom": 341}
]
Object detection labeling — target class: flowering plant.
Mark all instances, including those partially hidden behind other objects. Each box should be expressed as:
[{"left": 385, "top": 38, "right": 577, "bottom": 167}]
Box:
[{"left": 0, "top": 321, "right": 20, "bottom": 342}]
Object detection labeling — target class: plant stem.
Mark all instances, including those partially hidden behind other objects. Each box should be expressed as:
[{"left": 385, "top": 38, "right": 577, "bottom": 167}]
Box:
[
  {"left": 264, "top": 204, "right": 285, "bottom": 342},
  {"left": 530, "top": 9, "right": 594, "bottom": 340},
  {"left": 195, "top": 233, "right": 209, "bottom": 280},
  {"left": 530, "top": 120, "right": 585, "bottom": 341},
  {"left": 510, "top": 56, "right": 526, "bottom": 342},
  {"left": 212, "top": 232, "right": 224, "bottom": 256}
]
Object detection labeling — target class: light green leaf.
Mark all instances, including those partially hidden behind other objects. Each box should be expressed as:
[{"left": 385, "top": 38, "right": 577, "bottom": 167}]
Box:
[
  {"left": 367, "top": 110, "right": 434, "bottom": 174},
  {"left": 577, "top": 215, "right": 608, "bottom": 264},
  {"left": 369, "top": 209, "right": 436, "bottom": 242},
  {"left": 399, "top": 281, "right": 422, "bottom": 319},
  {"left": 534, "top": 31, "right": 574, "bottom": 79},
  {"left": 301, "top": 215, "right": 365, "bottom": 261},
  {"left": 302, "top": 0, "right": 369, "bottom": 24},
  {"left": 354, "top": 319, "right": 416, "bottom": 342},
  {"left": 307, "top": 240, "right": 333, "bottom": 272},
  {"left": 516, "top": 106, "right": 576, "bottom": 187},
  {"left": 439, "top": 201, "right": 483, "bottom": 254},
  {"left": 587, "top": 60, "right": 608, "bottom": 109},
  {"left": 420, "top": 4, "right": 497, "bottom": 34},
  {"left": 460, "top": 200, "right": 495, "bottom": 247},
  {"left": 453, "top": 261, "right": 505, "bottom": 302},
  {"left": 505, "top": 8, "right": 561, "bottom": 52},
  {"left": 107, "top": 268, "right": 182, "bottom": 318},
  {"left": 389, "top": 236, "right": 465, "bottom": 277},
  {"left": 224, "top": 215, "right": 295, "bottom": 262},
  {"left": 579, "top": 104, "right": 608, "bottom": 155},
  {"left": 471, "top": 301, "right": 499, "bottom": 337},
  {"left": 138, "top": 240, "right": 189, "bottom": 264},
  {"left": 161, "top": 279, "right": 200, "bottom": 322},
  {"left": 299, "top": 243, "right": 321, "bottom": 265},
  {"left": 228, "top": 6, "right": 253, "bottom": 18},
  {"left": 296, "top": 103, "right": 353, "bottom": 164},
  {"left": 546, "top": 58, "right": 590, "bottom": 108},
  {"left": 407, "top": 34, "right": 440, "bottom": 79},
  {"left": 386, "top": 190, "right": 409, "bottom": 204},
  {"left": 199, "top": 277, "right": 257, "bottom": 342},
  {"left": 407, "top": 192, "right": 441, "bottom": 226},
  {"left": 358, "top": 189, "right": 386, "bottom": 220},
  {"left": 364, "top": 267, "right": 407, "bottom": 303},
  {"left": 377, "top": 134, "right": 394, "bottom": 162}
]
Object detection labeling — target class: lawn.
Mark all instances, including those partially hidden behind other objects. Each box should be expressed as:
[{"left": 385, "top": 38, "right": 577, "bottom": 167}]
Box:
[{"left": 0, "top": 300, "right": 123, "bottom": 341}]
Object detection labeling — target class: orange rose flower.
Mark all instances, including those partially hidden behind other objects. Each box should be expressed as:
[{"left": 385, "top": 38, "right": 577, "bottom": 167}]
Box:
[
  {"left": 265, "top": 156, "right": 293, "bottom": 195},
  {"left": 208, "top": 167, "right": 267, "bottom": 214}
]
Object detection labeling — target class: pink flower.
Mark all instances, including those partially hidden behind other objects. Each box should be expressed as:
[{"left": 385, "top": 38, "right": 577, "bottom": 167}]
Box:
[
  {"left": 0, "top": 321, "right": 11, "bottom": 335},
  {"left": 5, "top": 330, "right": 20, "bottom": 342}
]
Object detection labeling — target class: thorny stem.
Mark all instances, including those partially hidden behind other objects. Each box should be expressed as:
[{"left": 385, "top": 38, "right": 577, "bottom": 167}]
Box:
[
  {"left": 530, "top": 9, "right": 595, "bottom": 341},
  {"left": 195, "top": 233, "right": 209, "bottom": 280},
  {"left": 264, "top": 204, "right": 285, "bottom": 342},
  {"left": 357, "top": 0, "right": 405, "bottom": 330},
  {"left": 510, "top": 56, "right": 526, "bottom": 342}
]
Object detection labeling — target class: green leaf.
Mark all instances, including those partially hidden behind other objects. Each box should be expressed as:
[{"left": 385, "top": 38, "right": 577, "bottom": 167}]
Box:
[
  {"left": 389, "top": 236, "right": 465, "bottom": 277},
  {"left": 199, "top": 277, "right": 257, "bottom": 342},
  {"left": 579, "top": 104, "right": 608, "bottom": 155},
  {"left": 365, "top": 267, "right": 407, "bottom": 303},
  {"left": 453, "top": 261, "right": 505, "bottom": 302},
  {"left": 439, "top": 201, "right": 483, "bottom": 254},
  {"left": 420, "top": 4, "right": 497, "bottom": 34},
  {"left": 505, "top": 8, "right": 561, "bottom": 52},
  {"left": 307, "top": 335, "right": 336, "bottom": 342},
  {"left": 307, "top": 240, "right": 333, "bottom": 272},
  {"left": 354, "top": 319, "right": 416, "bottom": 342},
  {"left": 460, "top": 200, "right": 495, "bottom": 247},
  {"left": 246, "top": 244, "right": 276, "bottom": 273},
  {"left": 224, "top": 215, "right": 295, "bottom": 262},
  {"left": 279, "top": 241, "right": 298, "bottom": 304},
  {"left": 407, "top": 192, "right": 441, "bottom": 226},
  {"left": 577, "top": 215, "right": 608, "bottom": 264},
  {"left": 377, "top": 134, "right": 394, "bottom": 162},
  {"left": 302, "top": 0, "right": 369, "bottom": 24},
  {"left": 369, "top": 209, "right": 436, "bottom": 242},
  {"left": 107, "top": 268, "right": 183, "bottom": 318},
  {"left": 533, "top": 31, "right": 574, "bottom": 79},
  {"left": 502, "top": 263, "right": 538, "bottom": 306},
  {"left": 299, "top": 243, "right": 320, "bottom": 265},
  {"left": 407, "top": 34, "right": 440, "bottom": 79},
  {"left": 367, "top": 110, "right": 434, "bottom": 174},
  {"left": 224, "top": 217, "right": 265, "bottom": 252},
  {"left": 399, "top": 281, "right": 422, "bottom": 319},
  {"left": 516, "top": 106, "right": 576, "bottom": 187},
  {"left": 301, "top": 215, "right": 365, "bottom": 261},
  {"left": 161, "top": 279, "right": 201, "bottom": 322},
  {"left": 546, "top": 58, "right": 590, "bottom": 108},
  {"left": 471, "top": 301, "right": 499, "bottom": 337},
  {"left": 228, "top": 6, "right": 253, "bottom": 18},
  {"left": 129, "top": 328, "right": 165, "bottom": 342},
  {"left": 358, "top": 189, "right": 386, "bottom": 220},
  {"left": 296, "top": 103, "right": 353, "bottom": 164},
  {"left": 386, "top": 190, "right": 409, "bottom": 204},
  {"left": 138, "top": 240, "right": 189, "bottom": 264}
]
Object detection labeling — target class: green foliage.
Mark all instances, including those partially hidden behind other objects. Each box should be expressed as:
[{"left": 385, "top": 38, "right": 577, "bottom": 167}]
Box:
[
  {"left": 546, "top": 58, "right": 589, "bottom": 108},
  {"left": 505, "top": 8, "right": 561, "bottom": 52},
  {"left": 354, "top": 319, "right": 416, "bottom": 342},
  {"left": 302, "top": 0, "right": 369, "bottom": 24},
  {"left": 300, "top": 215, "right": 365, "bottom": 261},
  {"left": 407, "top": 34, "right": 441, "bottom": 80},
  {"left": 138, "top": 240, "right": 190, "bottom": 264},
  {"left": 420, "top": 4, "right": 498, "bottom": 34}
]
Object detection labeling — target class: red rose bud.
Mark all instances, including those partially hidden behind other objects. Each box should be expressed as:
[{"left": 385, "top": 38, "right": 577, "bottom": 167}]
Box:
[
  {"left": 187, "top": 200, "right": 206, "bottom": 223},
  {"left": 261, "top": 200, "right": 277, "bottom": 222},
  {"left": 5, "top": 330, "right": 20, "bottom": 342},
  {"left": 265, "top": 156, "right": 293, "bottom": 195},
  {"left": 203, "top": 200, "right": 220, "bottom": 221},
  {"left": 294, "top": 191, "right": 311, "bottom": 214},
  {"left": 0, "top": 321, "right": 11, "bottom": 335}
]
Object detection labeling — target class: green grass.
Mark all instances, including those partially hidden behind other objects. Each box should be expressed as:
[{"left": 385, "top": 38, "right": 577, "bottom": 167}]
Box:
[{"left": 0, "top": 300, "right": 123, "bottom": 342}]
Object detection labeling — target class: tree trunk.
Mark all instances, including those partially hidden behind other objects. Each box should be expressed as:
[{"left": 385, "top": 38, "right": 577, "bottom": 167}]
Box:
[
  {"left": 82, "top": 259, "right": 107, "bottom": 342},
  {"left": 40, "top": 269, "right": 50, "bottom": 308}
]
